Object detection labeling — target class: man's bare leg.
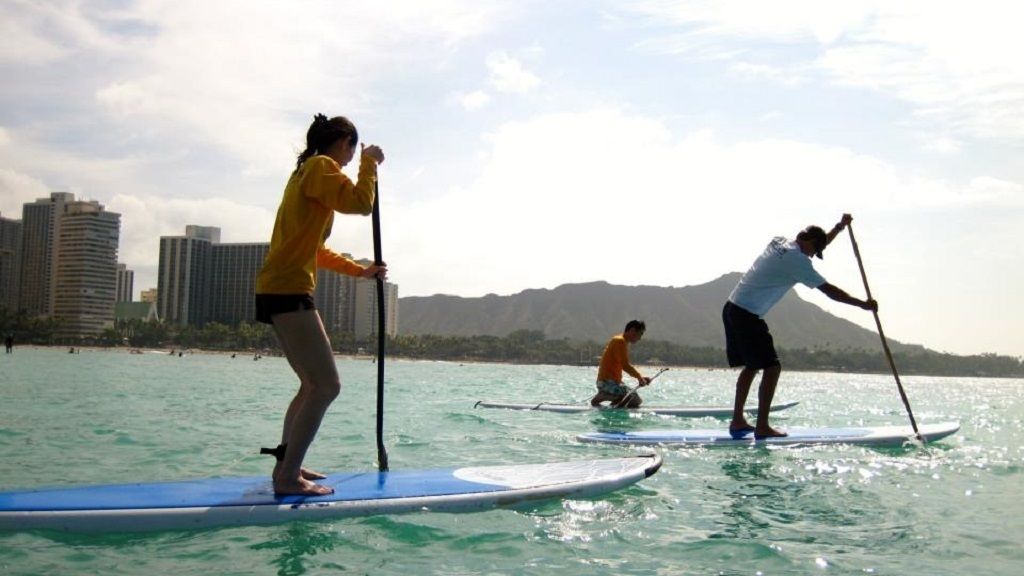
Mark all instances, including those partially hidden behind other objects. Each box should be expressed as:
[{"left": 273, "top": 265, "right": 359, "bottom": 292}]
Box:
[
  {"left": 591, "top": 391, "right": 641, "bottom": 408},
  {"left": 755, "top": 364, "right": 786, "bottom": 438},
  {"left": 591, "top": 391, "right": 618, "bottom": 406},
  {"left": 612, "top": 390, "right": 641, "bottom": 408},
  {"left": 730, "top": 367, "right": 758, "bottom": 432}
]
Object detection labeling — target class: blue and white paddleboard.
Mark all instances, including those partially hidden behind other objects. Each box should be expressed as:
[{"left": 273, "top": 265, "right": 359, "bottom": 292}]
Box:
[
  {"left": 474, "top": 400, "right": 799, "bottom": 417},
  {"left": 578, "top": 422, "right": 960, "bottom": 447},
  {"left": 0, "top": 454, "right": 661, "bottom": 533}
]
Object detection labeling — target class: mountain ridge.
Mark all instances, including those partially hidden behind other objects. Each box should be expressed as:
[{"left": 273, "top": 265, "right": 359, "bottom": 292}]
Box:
[{"left": 398, "top": 273, "right": 925, "bottom": 353}]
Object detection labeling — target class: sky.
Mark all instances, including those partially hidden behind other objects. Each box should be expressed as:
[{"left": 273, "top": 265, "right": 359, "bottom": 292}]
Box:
[{"left": 1, "top": 0, "right": 1022, "bottom": 358}]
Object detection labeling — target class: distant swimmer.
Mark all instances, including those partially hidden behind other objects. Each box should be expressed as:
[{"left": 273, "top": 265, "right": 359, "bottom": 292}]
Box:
[
  {"left": 4, "top": 334, "right": 12, "bottom": 354},
  {"left": 723, "top": 214, "right": 877, "bottom": 439},
  {"left": 590, "top": 320, "right": 652, "bottom": 409},
  {"left": 254, "top": 113, "right": 386, "bottom": 497}
]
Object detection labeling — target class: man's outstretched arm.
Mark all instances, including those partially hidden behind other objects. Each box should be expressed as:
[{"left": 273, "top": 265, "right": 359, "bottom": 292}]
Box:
[{"left": 818, "top": 282, "right": 877, "bottom": 311}]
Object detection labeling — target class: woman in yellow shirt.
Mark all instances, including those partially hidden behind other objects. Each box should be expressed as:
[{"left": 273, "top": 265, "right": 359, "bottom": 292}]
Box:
[{"left": 255, "top": 114, "right": 385, "bottom": 496}]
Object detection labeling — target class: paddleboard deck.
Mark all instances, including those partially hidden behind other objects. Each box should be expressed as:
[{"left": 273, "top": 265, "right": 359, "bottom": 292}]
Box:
[
  {"left": 0, "top": 454, "right": 662, "bottom": 533},
  {"left": 474, "top": 400, "right": 799, "bottom": 417},
  {"left": 577, "top": 422, "right": 959, "bottom": 447}
]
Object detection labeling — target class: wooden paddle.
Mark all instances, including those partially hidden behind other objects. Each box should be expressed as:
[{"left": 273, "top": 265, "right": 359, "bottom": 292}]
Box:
[
  {"left": 847, "top": 222, "right": 923, "bottom": 443},
  {"left": 372, "top": 179, "right": 389, "bottom": 471},
  {"left": 612, "top": 367, "right": 670, "bottom": 409}
]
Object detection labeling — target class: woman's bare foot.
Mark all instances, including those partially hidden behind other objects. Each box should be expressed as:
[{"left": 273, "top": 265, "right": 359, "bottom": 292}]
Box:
[
  {"left": 754, "top": 426, "right": 788, "bottom": 439},
  {"left": 300, "top": 467, "right": 326, "bottom": 480},
  {"left": 274, "top": 462, "right": 327, "bottom": 482},
  {"left": 273, "top": 476, "right": 334, "bottom": 496}
]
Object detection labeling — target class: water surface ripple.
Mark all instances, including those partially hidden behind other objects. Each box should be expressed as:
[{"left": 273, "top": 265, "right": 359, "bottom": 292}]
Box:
[{"left": 1, "top": 348, "right": 1021, "bottom": 575}]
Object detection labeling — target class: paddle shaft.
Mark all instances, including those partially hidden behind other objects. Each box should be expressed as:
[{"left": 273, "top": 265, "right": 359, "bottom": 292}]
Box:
[
  {"left": 612, "top": 367, "right": 669, "bottom": 408},
  {"left": 372, "top": 180, "right": 389, "bottom": 471},
  {"left": 847, "top": 223, "right": 922, "bottom": 440}
]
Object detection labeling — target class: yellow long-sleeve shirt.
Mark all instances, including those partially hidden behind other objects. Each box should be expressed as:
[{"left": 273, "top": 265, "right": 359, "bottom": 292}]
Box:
[
  {"left": 256, "top": 154, "right": 377, "bottom": 295},
  {"left": 597, "top": 334, "right": 642, "bottom": 383}
]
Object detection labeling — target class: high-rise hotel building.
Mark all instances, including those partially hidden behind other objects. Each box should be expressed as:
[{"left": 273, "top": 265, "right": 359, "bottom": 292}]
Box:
[
  {"left": 0, "top": 212, "right": 22, "bottom": 313},
  {"left": 315, "top": 268, "right": 355, "bottom": 335},
  {"left": 10, "top": 192, "right": 121, "bottom": 337},
  {"left": 208, "top": 242, "right": 269, "bottom": 325},
  {"left": 157, "top": 225, "right": 218, "bottom": 326},
  {"left": 18, "top": 192, "right": 74, "bottom": 317},
  {"left": 158, "top": 225, "right": 397, "bottom": 336},
  {"left": 52, "top": 200, "right": 121, "bottom": 338},
  {"left": 116, "top": 263, "right": 134, "bottom": 303},
  {"left": 351, "top": 259, "right": 399, "bottom": 339},
  {"left": 158, "top": 226, "right": 270, "bottom": 326}
]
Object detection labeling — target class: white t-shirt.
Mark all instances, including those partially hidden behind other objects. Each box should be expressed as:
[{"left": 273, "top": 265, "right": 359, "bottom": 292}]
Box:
[{"left": 728, "top": 237, "right": 826, "bottom": 317}]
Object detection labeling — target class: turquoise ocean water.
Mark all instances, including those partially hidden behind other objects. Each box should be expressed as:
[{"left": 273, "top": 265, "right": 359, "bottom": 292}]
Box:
[{"left": 1, "top": 346, "right": 1022, "bottom": 575}]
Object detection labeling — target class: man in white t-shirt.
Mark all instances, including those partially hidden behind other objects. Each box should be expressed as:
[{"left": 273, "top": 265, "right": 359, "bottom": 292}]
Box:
[{"left": 723, "top": 214, "right": 877, "bottom": 438}]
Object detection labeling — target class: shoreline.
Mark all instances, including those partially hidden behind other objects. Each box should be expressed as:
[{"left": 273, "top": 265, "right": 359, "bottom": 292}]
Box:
[
  {"left": 6, "top": 343, "right": 364, "bottom": 362},
  {"left": 7, "top": 344, "right": 1024, "bottom": 380}
]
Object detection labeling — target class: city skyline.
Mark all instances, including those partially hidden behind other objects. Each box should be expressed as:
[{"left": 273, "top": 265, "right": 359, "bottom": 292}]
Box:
[
  {"left": 1, "top": 2, "right": 1022, "bottom": 356},
  {"left": 1, "top": 192, "right": 121, "bottom": 337},
  {"left": 0, "top": 203, "right": 399, "bottom": 339},
  {"left": 155, "top": 224, "right": 397, "bottom": 338}
]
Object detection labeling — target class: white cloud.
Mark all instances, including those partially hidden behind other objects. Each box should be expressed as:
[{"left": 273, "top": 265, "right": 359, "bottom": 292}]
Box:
[
  {"left": 961, "top": 176, "right": 1024, "bottom": 205},
  {"left": 0, "top": 22, "right": 64, "bottom": 65},
  {"left": 628, "top": 0, "right": 873, "bottom": 46},
  {"left": 0, "top": 0, "right": 119, "bottom": 65},
  {"left": 729, "top": 61, "right": 805, "bottom": 86},
  {"left": 487, "top": 52, "right": 541, "bottom": 93},
  {"left": 373, "top": 106, "right": 1024, "bottom": 356},
  {"left": 625, "top": 1, "right": 1024, "bottom": 140},
  {"left": 383, "top": 107, "right": 1014, "bottom": 299},
  {"left": 0, "top": 168, "right": 50, "bottom": 217},
  {"left": 459, "top": 90, "right": 492, "bottom": 110},
  {"left": 3, "top": 1, "right": 1021, "bottom": 356},
  {"left": 0, "top": 0, "right": 526, "bottom": 294},
  {"left": 26, "top": 1, "right": 520, "bottom": 179},
  {"left": 923, "top": 135, "right": 961, "bottom": 155},
  {"left": 0, "top": 121, "right": 281, "bottom": 279},
  {"left": 107, "top": 193, "right": 275, "bottom": 269},
  {"left": 0, "top": 124, "right": 155, "bottom": 199}
]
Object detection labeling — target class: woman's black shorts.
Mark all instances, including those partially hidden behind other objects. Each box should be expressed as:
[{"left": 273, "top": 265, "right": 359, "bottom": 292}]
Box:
[
  {"left": 722, "top": 301, "right": 780, "bottom": 370},
  {"left": 254, "top": 293, "right": 316, "bottom": 325}
]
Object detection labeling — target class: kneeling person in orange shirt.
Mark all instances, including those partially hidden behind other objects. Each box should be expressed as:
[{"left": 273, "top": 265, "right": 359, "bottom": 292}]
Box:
[{"left": 590, "top": 320, "right": 652, "bottom": 408}]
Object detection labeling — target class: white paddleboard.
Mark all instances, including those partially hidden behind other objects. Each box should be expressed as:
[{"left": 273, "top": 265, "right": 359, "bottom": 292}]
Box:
[
  {"left": 0, "top": 454, "right": 662, "bottom": 533},
  {"left": 577, "top": 422, "right": 960, "bottom": 447},
  {"left": 474, "top": 400, "right": 799, "bottom": 417}
]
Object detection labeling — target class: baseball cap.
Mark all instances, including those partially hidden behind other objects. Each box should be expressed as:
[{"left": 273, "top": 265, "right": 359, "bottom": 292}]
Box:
[{"left": 797, "top": 225, "right": 828, "bottom": 259}]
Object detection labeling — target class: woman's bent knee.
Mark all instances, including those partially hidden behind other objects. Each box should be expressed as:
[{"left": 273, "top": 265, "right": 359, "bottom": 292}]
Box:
[
  {"left": 301, "top": 379, "right": 340, "bottom": 404},
  {"left": 319, "top": 380, "right": 341, "bottom": 402}
]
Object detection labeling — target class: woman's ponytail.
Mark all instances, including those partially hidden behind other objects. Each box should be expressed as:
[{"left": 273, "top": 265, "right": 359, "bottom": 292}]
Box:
[{"left": 295, "top": 114, "right": 358, "bottom": 170}]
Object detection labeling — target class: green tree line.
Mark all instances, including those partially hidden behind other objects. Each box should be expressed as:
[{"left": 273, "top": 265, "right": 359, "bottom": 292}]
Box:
[
  {"left": 388, "top": 329, "right": 1024, "bottom": 378},
  {"left": 2, "top": 308, "right": 1021, "bottom": 378}
]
